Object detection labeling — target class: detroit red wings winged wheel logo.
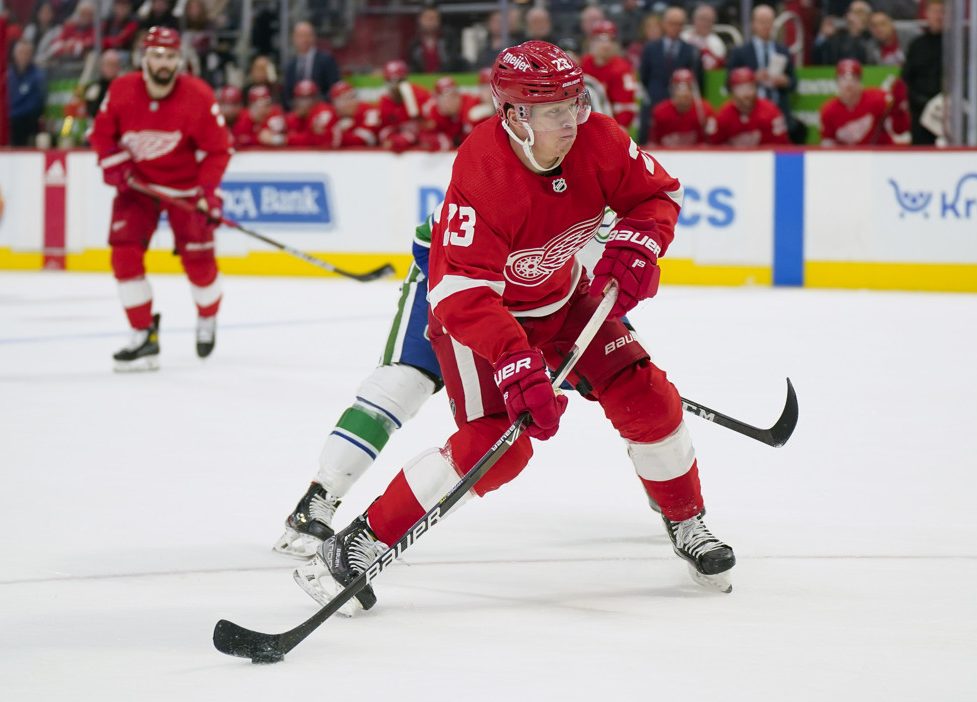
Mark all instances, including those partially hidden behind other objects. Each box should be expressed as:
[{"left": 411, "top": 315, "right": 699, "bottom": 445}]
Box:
[
  {"left": 504, "top": 210, "right": 604, "bottom": 286},
  {"left": 120, "top": 130, "right": 182, "bottom": 162}
]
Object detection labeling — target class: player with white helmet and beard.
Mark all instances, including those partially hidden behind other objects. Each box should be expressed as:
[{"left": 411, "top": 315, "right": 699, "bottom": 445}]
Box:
[
  {"left": 90, "top": 26, "right": 232, "bottom": 370},
  {"left": 293, "top": 41, "right": 736, "bottom": 616}
]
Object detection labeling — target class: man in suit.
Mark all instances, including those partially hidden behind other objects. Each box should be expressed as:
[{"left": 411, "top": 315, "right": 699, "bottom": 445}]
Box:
[
  {"left": 727, "top": 5, "right": 805, "bottom": 142},
  {"left": 283, "top": 21, "right": 340, "bottom": 111},
  {"left": 639, "top": 6, "right": 701, "bottom": 143}
]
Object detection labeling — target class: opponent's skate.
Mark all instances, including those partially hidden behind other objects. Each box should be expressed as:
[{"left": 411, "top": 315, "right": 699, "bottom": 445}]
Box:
[
  {"left": 273, "top": 482, "right": 341, "bottom": 559},
  {"left": 113, "top": 313, "right": 160, "bottom": 372},
  {"left": 293, "top": 515, "right": 385, "bottom": 616},
  {"left": 663, "top": 511, "right": 736, "bottom": 593},
  {"left": 196, "top": 314, "right": 217, "bottom": 358}
]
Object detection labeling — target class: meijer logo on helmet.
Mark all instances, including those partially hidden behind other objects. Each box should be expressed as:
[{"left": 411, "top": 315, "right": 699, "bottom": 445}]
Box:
[{"left": 503, "top": 52, "right": 531, "bottom": 72}]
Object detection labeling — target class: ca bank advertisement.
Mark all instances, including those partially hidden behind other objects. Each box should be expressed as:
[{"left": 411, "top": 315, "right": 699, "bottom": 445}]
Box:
[{"left": 806, "top": 152, "right": 977, "bottom": 264}]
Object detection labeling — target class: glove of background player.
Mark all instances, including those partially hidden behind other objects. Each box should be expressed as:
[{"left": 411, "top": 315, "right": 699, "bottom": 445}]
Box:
[
  {"left": 196, "top": 189, "right": 223, "bottom": 225},
  {"left": 102, "top": 156, "right": 133, "bottom": 194},
  {"left": 493, "top": 348, "right": 567, "bottom": 441},
  {"left": 590, "top": 217, "right": 664, "bottom": 317}
]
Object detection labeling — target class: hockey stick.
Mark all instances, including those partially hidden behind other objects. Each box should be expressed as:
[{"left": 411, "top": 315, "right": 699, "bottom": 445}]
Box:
[
  {"left": 127, "top": 179, "right": 396, "bottom": 282},
  {"left": 213, "top": 281, "right": 620, "bottom": 664},
  {"left": 681, "top": 378, "right": 797, "bottom": 448}
]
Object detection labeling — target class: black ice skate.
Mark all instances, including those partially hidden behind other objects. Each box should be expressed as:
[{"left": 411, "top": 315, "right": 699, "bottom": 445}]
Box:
[
  {"left": 196, "top": 314, "right": 216, "bottom": 358},
  {"left": 273, "top": 482, "right": 341, "bottom": 559},
  {"left": 663, "top": 511, "right": 736, "bottom": 593},
  {"left": 113, "top": 313, "right": 160, "bottom": 372},
  {"left": 293, "top": 515, "right": 385, "bottom": 616}
]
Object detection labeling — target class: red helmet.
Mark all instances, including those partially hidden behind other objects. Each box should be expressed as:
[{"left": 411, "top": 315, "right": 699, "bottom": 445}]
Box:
[
  {"left": 729, "top": 67, "right": 756, "bottom": 87},
  {"left": 329, "top": 80, "right": 355, "bottom": 101},
  {"left": 491, "top": 41, "right": 585, "bottom": 113},
  {"left": 217, "top": 86, "right": 242, "bottom": 104},
  {"left": 670, "top": 68, "right": 696, "bottom": 87},
  {"left": 589, "top": 20, "right": 618, "bottom": 39},
  {"left": 434, "top": 76, "right": 458, "bottom": 96},
  {"left": 247, "top": 84, "right": 272, "bottom": 105},
  {"left": 143, "top": 26, "right": 181, "bottom": 51},
  {"left": 478, "top": 67, "right": 493, "bottom": 85},
  {"left": 836, "top": 59, "right": 863, "bottom": 80},
  {"left": 293, "top": 79, "right": 319, "bottom": 98},
  {"left": 383, "top": 59, "right": 409, "bottom": 83}
]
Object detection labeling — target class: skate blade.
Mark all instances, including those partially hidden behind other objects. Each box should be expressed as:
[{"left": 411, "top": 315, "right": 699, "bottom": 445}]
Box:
[
  {"left": 272, "top": 528, "right": 321, "bottom": 560},
  {"left": 292, "top": 557, "right": 361, "bottom": 617},
  {"left": 687, "top": 563, "right": 732, "bottom": 593},
  {"left": 113, "top": 356, "right": 160, "bottom": 373}
]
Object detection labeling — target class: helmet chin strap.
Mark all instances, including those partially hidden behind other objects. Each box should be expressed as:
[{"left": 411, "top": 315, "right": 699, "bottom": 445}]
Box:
[{"left": 502, "top": 118, "right": 568, "bottom": 173}]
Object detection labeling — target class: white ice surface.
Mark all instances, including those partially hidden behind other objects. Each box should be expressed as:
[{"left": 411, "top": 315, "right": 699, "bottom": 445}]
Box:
[{"left": 1, "top": 272, "right": 975, "bottom": 701}]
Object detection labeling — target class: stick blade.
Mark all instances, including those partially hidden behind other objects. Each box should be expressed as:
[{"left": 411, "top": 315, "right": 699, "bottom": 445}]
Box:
[
  {"left": 214, "top": 619, "right": 285, "bottom": 663},
  {"left": 767, "top": 378, "right": 799, "bottom": 447},
  {"left": 354, "top": 263, "right": 396, "bottom": 282}
]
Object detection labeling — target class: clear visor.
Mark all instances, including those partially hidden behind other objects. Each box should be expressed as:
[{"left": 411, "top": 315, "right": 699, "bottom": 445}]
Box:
[{"left": 513, "top": 91, "right": 592, "bottom": 132}]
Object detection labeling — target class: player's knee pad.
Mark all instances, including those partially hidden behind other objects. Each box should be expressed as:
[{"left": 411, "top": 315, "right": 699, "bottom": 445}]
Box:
[
  {"left": 599, "top": 360, "right": 683, "bottom": 443},
  {"left": 354, "top": 363, "right": 437, "bottom": 428},
  {"left": 110, "top": 244, "right": 146, "bottom": 281},
  {"left": 628, "top": 420, "right": 696, "bottom": 482},
  {"left": 446, "top": 417, "right": 533, "bottom": 497}
]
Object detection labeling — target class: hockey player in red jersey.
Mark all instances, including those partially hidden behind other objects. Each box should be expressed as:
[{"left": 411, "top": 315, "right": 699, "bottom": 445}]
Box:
[
  {"left": 649, "top": 69, "right": 717, "bottom": 147},
  {"left": 232, "top": 85, "right": 286, "bottom": 148},
  {"left": 216, "top": 86, "right": 243, "bottom": 136},
  {"left": 580, "top": 20, "right": 638, "bottom": 129},
  {"left": 284, "top": 80, "right": 336, "bottom": 147},
  {"left": 419, "top": 77, "right": 482, "bottom": 151},
  {"left": 378, "top": 59, "right": 432, "bottom": 152},
  {"left": 295, "top": 41, "right": 736, "bottom": 615},
  {"left": 329, "top": 81, "right": 383, "bottom": 148},
  {"left": 89, "top": 26, "right": 231, "bottom": 371},
  {"left": 711, "top": 67, "right": 789, "bottom": 147},
  {"left": 465, "top": 67, "right": 498, "bottom": 128},
  {"left": 820, "top": 59, "right": 910, "bottom": 147}
]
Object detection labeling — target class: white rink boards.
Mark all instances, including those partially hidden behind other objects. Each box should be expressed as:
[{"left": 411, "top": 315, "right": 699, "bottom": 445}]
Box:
[{"left": 1, "top": 272, "right": 975, "bottom": 701}]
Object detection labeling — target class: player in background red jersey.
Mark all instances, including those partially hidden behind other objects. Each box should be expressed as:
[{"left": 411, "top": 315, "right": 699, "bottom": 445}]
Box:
[
  {"left": 419, "top": 76, "right": 482, "bottom": 151},
  {"left": 232, "top": 85, "right": 286, "bottom": 148},
  {"left": 284, "top": 80, "right": 336, "bottom": 147},
  {"left": 378, "top": 59, "right": 432, "bottom": 152},
  {"left": 649, "top": 69, "right": 717, "bottom": 147},
  {"left": 465, "top": 67, "right": 498, "bottom": 128},
  {"left": 329, "top": 81, "right": 383, "bottom": 148},
  {"left": 216, "top": 86, "right": 243, "bottom": 137},
  {"left": 820, "top": 59, "right": 910, "bottom": 146},
  {"left": 89, "top": 27, "right": 231, "bottom": 370},
  {"left": 580, "top": 20, "right": 639, "bottom": 129},
  {"left": 294, "top": 42, "right": 736, "bottom": 616},
  {"left": 711, "top": 67, "right": 789, "bottom": 146}
]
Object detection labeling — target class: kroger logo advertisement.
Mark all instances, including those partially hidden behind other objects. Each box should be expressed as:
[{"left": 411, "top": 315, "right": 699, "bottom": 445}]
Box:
[
  {"left": 220, "top": 177, "right": 333, "bottom": 227},
  {"left": 887, "top": 173, "right": 977, "bottom": 220}
]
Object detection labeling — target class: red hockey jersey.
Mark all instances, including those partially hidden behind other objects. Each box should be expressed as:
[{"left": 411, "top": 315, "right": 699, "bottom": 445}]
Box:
[
  {"left": 332, "top": 103, "right": 383, "bottom": 148},
  {"left": 231, "top": 106, "right": 286, "bottom": 148},
  {"left": 580, "top": 54, "right": 638, "bottom": 129},
  {"left": 427, "top": 112, "right": 683, "bottom": 365},
  {"left": 820, "top": 87, "right": 909, "bottom": 146},
  {"left": 649, "top": 99, "right": 717, "bottom": 147},
  {"left": 90, "top": 72, "right": 231, "bottom": 192},
  {"left": 711, "top": 98, "right": 789, "bottom": 147},
  {"left": 420, "top": 94, "right": 482, "bottom": 151},
  {"left": 285, "top": 102, "right": 336, "bottom": 147}
]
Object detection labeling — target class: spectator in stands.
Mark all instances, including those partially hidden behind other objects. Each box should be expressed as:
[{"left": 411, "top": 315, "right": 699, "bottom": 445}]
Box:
[
  {"left": 578, "top": 5, "right": 606, "bottom": 52},
  {"left": 139, "top": 0, "right": 179, "bottom": 31},
  {"left": 682, "top": 4, "right": 726, "bottom": 70},
  {"left": 649, "top": 68, "right": 717, "bottom": 147},
  {"left": 217, "top": 86, "right": 243, "bottom": 135},
  {"left": 782, "top": 0, "right": 819, "bottom": 65},
  {"left": 247, "top": 55, "right": 282, "bottom": 104},
  {"left": 581, "top": 20, "right": 638, "bottom": 129},
  {"left": 812, "top": 0, "right": 873, "bottom": 65},
  {"left": 48, "top": 0, "right": 77, "bottom": 24},
  {"left": 83, "top": 50, "right": 122, "bottom": 119},
  {"left": 406, "top": 6, "right": 466, "bottom": 73},
  {"left": 23, "top": 3, "right": 63, "bottom": 67},
  {"left": 868, "top": 12, "right": 905, "bottom": 66},
  {"left": 283, "top": 21, "right": 340, "bottom": 111},
  {"left": 639, "top": 7, "right": 700, "bottom": 143},
  {"left": 7, "top": 40, "right": 48, "bottom": 147},
  {"left": 627, "top": 12, "right": 661, "bottom": 67},
  {"left": 712, "top": 67, "right": 789, "bottom": 146},
  {"left": 50, "top": 0, "right": 97, "bottom": 62},
  {"left": 604, "top": 0, "right": 647, "bottom": 49},
  {"left": 872, "top": 0, "right": 918, "bottom": 20},
  {"left": 525, "top": 7, "right": 556, "bottom": 44},
  {"left": 820, "top": 59, "right": 910, "bottom": 146},
  {"left": 102, "top": 0, "right": 139, "bottom": 54},
  {"left": 378, "top": 59, "right": 431, "bottom": 152},
  {"left": 182, "top": 0, "right": 216, "bottom": 59},
  {"left": 727, "top": 5, "right": 800, "bottom": 140},
  {"left": 475, "top": 9, "right": 525, "bottom": 69},
  {"left": 902, "top": 0, "right": 943, "bottom": 145}
]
